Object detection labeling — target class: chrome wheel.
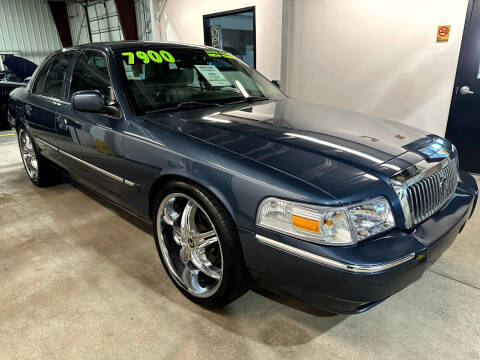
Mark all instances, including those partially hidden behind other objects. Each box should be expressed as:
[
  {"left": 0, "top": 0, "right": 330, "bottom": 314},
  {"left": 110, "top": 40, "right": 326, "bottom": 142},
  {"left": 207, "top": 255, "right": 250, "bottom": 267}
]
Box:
[
  {"left": 19, "top": 129, "right": 38, "bottom": 181},
  {"left": 157, "top": 193, "right": 223, "bottom": 298}
]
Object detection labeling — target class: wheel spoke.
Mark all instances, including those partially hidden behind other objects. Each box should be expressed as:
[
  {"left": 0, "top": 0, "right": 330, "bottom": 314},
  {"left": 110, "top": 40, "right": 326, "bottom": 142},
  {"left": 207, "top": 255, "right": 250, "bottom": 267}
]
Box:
[
  {"left": 180, "top": 200, "right": 197, "bottom": 236},
  {"left": 162, "top": 198, "right": 179, "bottom": 226},
  {"left": 172, "top": 227, "right": 183, "bottom": 246},
  {"left": 191, "top": 250, "right": 221, "bottom": 279},
  {"left": 179, "top": 246, "right": 191, "bottom": 264},
  {"left": 25, "top": 137, "right": 32, "bottom": 150},
  {"left": 194, "top": 234, "right": 218, "bottom": 249},
  {"left": 181, "top": 266, "right": 203, "bottom": 293},
  {"left": 192, "top": 229, "right": 216, "bottom": 241}
]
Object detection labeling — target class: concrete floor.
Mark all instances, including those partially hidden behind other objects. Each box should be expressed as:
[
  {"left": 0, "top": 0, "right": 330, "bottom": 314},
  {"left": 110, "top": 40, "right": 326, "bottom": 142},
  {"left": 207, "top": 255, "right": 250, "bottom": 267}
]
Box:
[{"left": 1, "top": 134, "right": 480, "bottom": 360}]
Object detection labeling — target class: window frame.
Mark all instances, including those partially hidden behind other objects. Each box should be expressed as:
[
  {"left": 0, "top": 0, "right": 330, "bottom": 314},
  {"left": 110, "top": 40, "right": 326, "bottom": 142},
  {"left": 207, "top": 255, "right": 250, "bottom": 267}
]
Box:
[
  {"left": 31, "top": 54, "right": 56, "bottom": 96},
  {"left": 31, "top": 51, "right": 75, "bottom": 101},
  {"left": 203, "top": 6, "right": 256, "bottom": 68},
  {"left": 67, "top": 49, "right": 114, "bottom": 101},
  {"left": 66, "top": 48, "right": 122, "bottom": 119}
]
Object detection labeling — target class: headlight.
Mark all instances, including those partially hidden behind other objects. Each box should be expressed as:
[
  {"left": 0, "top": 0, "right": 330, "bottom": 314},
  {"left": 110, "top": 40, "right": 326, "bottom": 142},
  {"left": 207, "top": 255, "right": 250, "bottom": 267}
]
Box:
[
  {"left": 347, "top": 197, "right": 395, "bottom": 240},
  {"left": 256, "top": 197, "right": 395, "bottom": 245}
]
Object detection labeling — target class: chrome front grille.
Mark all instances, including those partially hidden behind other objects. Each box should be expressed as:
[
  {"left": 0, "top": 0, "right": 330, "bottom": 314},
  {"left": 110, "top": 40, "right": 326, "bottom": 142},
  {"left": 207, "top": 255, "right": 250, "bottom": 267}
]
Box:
[{"left": 405, "top": 159, "right": 457, "bottom": 225}]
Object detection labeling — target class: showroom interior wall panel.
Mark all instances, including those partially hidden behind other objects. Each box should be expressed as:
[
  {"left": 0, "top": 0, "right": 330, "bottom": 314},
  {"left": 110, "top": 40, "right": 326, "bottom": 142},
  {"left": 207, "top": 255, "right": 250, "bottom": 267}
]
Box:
[
  {"left": 67, "top": 2, "right": 90, "bottom": 45},
  {"left": 0, "top": 0, "right": 62, "bottom": 65},
  {"left": 285, "top": 0, "right": 469, "bottom": 137},
  {"left": 135, "top": 0, "right": 153, "bottom": 41},
  {"left": 152, "top": 0, "right": 283, "bottom": 81}
]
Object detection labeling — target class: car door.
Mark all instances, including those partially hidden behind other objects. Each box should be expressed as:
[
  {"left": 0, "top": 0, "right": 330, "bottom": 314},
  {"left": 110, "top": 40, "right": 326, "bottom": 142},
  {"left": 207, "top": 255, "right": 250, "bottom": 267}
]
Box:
[
  {"left": 446, "top": 0, "right": 480, "bottom": 173},
  {"left": 23, "top": 52, "right": 74, "bottom": 162},
  {"left": 54, "top": 49, "right": 135, "bottom": 208}
]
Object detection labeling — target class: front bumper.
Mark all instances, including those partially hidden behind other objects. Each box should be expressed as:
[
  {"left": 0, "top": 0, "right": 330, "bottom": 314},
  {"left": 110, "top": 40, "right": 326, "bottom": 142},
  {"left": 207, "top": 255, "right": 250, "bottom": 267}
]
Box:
[{"left": 238, "top": 170, "right": 478, "bottom": 314}]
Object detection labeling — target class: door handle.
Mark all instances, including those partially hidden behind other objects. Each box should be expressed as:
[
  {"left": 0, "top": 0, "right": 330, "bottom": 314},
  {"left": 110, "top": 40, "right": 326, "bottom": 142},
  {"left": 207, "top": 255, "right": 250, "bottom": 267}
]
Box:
[
  {"left": 56, "top": 115, "right": 68, "bottom": 130},
  {"left": 460, "top": 85, "right": 475, "bottom": 95}
]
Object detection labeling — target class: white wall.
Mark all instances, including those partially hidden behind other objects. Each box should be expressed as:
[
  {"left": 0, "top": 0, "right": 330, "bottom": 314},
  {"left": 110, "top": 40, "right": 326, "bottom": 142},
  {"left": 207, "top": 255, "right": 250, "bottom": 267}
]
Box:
[
  {"left": 286, "top": 0, "right": 469, "bottom": 136},
  {"left": 0, "top": 0, "right": 62, "bottom": 65},
  {"left": 152, "top": 0, "right": 282, "bottom": 81}
]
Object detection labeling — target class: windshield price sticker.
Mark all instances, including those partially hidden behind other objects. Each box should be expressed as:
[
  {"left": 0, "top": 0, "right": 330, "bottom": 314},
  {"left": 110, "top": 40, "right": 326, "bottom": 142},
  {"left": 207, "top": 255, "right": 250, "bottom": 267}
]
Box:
[
  {"left": 205, "top": 50, "right": 234, "bottom": 59},
  {"left": 194, "top": 65, "right": 231, "bottom": 87},
  {"left": 121, "top": 50, "right": 175, "bottom": 64}
]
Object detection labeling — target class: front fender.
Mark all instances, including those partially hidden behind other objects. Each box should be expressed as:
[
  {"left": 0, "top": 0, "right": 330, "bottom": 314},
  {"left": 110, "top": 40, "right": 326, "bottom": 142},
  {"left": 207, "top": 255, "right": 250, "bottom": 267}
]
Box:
[{"left": 124, "top": 126, "right": 339, "bottom": 231}]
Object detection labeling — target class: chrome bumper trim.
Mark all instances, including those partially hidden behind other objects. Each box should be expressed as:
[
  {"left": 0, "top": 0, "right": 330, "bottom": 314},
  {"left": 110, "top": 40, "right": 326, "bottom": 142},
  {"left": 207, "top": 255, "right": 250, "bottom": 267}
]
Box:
[{"left": 256, "top": 235, "right": 415, "bottom": 273}]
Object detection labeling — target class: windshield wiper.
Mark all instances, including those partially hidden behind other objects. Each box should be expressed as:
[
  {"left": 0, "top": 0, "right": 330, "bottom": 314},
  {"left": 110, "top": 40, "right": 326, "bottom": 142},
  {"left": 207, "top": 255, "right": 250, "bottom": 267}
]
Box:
[
  {"left": 223, "top": 96, "right": 273, "bottom": 105},
  {"left": 146, "top": 101, "right": 222, "bottom": 114}
]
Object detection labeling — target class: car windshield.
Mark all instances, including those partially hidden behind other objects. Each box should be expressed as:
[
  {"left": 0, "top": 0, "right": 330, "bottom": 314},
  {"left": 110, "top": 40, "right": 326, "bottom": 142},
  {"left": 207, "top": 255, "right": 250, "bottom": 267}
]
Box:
[{"left": 115, "top": 47, "right": 284, "bottom": 114}]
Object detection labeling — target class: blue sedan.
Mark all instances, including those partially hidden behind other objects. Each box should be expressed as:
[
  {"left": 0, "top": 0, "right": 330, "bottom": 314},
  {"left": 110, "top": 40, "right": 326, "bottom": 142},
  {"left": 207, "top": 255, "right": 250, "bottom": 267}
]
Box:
[{"left": 8, "top": 42, "right": 478, "bottom": 313}]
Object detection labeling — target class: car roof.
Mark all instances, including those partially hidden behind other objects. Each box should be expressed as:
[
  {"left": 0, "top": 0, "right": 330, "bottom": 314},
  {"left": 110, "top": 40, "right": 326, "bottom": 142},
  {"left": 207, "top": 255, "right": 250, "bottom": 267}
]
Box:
[{"left": 60, "top": 41, "right": 216, "bottom": 53}]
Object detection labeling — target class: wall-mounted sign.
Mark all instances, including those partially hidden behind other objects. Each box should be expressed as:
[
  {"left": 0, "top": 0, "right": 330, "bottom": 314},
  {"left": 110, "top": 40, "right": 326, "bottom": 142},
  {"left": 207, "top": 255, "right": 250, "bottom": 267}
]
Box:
[
  {"left": 210, "top": 25, "right": 223, "bottom": 49},
  {"left": 437, "top": 25, "right": 451, "bottom": 42}
]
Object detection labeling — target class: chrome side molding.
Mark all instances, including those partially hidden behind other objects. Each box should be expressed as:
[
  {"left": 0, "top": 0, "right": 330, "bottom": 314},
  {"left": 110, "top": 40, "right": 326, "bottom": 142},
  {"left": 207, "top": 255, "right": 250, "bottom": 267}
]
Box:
[
  {"left": 59, "top": 149, "right": 124, "bottom": 183},
  {"left": 256, "top": 235, "right": 415, "bottom": 273},
  {"left": 35, "top": 137, "right": 58, "bottom": 151},
  {"left": 35, "top": 136, "right": 137, "bottom": 188}
]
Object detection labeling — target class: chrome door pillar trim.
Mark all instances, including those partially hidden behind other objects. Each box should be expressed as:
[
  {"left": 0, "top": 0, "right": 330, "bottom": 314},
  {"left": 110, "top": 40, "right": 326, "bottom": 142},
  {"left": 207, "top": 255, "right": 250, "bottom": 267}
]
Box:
[{"left": 256, "top": 235, "right": 415, "bottom": 273}]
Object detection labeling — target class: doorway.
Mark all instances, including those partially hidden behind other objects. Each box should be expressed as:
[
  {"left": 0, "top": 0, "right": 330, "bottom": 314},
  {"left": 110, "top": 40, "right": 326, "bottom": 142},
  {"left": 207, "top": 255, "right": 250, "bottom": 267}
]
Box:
[
  {"left": 203, "top": 7, "right": 256, "bottom": 68},
  {"left": 446, "top": 0, "right": 480, "bottom": 173}
]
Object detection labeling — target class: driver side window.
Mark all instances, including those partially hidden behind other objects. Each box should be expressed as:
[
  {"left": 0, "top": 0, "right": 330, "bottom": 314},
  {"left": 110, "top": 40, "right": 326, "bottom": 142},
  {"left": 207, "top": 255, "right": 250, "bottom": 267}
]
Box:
[{"left": 69, "top": 51, "right": 114, "bottom": 102}]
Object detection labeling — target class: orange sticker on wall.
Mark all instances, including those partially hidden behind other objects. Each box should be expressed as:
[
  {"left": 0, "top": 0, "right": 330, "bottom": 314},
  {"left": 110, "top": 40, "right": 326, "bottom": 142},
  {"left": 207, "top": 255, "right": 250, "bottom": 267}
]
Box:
[{"left": 437, "top": 25, "right": 451, "bottom": 42}]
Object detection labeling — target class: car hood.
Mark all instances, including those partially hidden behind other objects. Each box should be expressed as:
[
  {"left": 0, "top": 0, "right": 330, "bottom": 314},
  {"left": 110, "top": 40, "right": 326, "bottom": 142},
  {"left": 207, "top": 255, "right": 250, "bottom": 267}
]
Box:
[{"left": 147, "top": 98, "right": 437, "bottom": 188}]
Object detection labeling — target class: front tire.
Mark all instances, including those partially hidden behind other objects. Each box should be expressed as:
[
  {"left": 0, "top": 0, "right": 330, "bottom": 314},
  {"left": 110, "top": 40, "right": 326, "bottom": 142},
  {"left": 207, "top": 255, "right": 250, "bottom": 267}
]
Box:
[
  {"left": 153, "top": 180, "right": 249, "bottom": 308},
  {"left": 17, "top": 126, "right": 60, "bottom": 187}
]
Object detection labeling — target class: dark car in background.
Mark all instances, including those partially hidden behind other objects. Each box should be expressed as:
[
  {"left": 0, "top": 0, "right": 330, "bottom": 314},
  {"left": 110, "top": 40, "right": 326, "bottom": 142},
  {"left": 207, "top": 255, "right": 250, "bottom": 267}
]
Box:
[
  {"left": 7, "top": 42, "right": 478, "bottom": 313},
  {"left": 1, "top": 81, "right": 25, "bottom": 127}
]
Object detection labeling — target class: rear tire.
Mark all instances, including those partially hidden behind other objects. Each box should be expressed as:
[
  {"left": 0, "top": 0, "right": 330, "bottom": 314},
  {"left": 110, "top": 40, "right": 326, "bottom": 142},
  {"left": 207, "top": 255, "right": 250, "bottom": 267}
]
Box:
[
  {"left": 153, "top": 180, "right": 250, "bottom": 308},
  {"left": 17, "top": 125, "right": 61, "bottom": 187},
  {"left": 0, "top": 104, "right": 8, "bottom": 128}
]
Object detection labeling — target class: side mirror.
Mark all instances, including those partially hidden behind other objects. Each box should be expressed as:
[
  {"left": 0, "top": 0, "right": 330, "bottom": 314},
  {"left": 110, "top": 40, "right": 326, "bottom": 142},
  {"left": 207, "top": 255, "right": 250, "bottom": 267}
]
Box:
[
  {"left": 271, "top": 80, "right": 281, "bottom": 88},
  {"left": 72, "top": 90, "right": 105, "bottom": 112}
]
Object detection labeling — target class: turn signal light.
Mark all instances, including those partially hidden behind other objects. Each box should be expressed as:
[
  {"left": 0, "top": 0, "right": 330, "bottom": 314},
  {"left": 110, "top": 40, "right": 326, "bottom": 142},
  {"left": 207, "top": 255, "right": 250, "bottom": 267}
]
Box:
[{"left": 292, "top": 215, "right": 319, "bottom": 233}]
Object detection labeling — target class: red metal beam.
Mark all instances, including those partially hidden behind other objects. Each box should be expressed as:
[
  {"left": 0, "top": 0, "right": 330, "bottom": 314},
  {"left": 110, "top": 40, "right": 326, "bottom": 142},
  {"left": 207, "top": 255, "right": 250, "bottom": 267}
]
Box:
[
  {"left": 48, "top": 1, "right": 73, "bottom": 47},
  {"left": 114, "top": 0, "right": 139, "bottom": 40}
]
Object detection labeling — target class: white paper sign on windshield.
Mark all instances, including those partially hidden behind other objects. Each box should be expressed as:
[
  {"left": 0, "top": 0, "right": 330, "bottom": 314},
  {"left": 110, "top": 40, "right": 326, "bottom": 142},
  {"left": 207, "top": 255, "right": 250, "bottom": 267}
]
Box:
[{"left": 194, "top": 65, "right": 231, "bottom": 87}]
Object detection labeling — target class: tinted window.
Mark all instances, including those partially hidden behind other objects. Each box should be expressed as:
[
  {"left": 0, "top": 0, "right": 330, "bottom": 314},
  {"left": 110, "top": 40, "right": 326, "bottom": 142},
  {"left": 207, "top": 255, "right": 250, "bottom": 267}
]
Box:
[
  {"left": 33, "top": 60, "right": 52, "bottom": 95},
  {"left": 42, "top": 53, "right": 74, "bottom": 99},
  {"left": 69, "top": 51, "right": 113, "bottom": 100}
]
